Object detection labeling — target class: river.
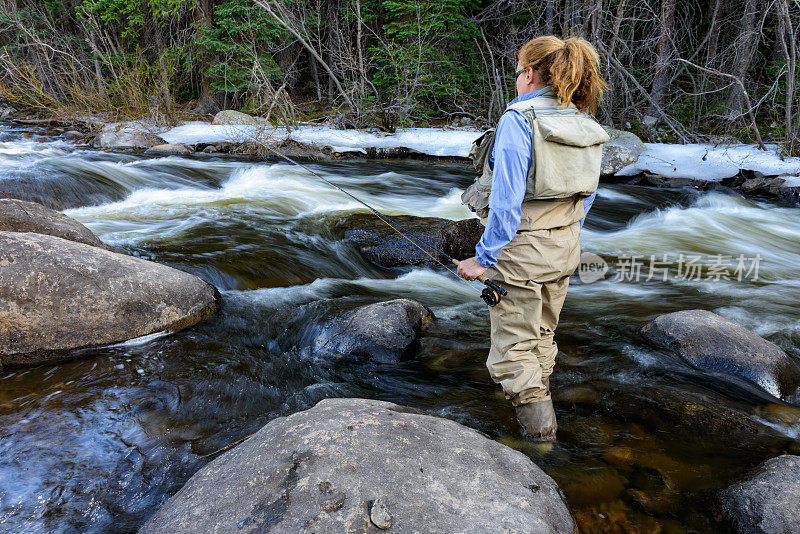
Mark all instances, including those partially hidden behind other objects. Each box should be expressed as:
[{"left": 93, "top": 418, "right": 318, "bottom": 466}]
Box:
[{"left": 1, "top": 123, "right": 799, "bottom": 533}]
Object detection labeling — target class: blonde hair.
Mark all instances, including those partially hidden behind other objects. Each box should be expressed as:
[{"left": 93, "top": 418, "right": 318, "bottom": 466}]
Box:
[{"left": 518, "top": 35, "right": 607, "bottom": 114}]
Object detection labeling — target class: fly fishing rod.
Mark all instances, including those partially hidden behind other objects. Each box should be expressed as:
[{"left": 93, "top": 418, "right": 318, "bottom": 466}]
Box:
[{"left": 229, "top": 124, "right": 506, "bottom": 307}]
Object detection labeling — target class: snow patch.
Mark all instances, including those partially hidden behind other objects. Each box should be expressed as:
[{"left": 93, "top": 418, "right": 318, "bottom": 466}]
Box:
[
  {"left": 158, "top": 121, "right": 482, "bottom": 158},
  {"left": 288, "top": 126, "right": 482, "bottom": 157},
  {"left": 617, "top": 143, "right": 800, "bottom": 181},
  {"left": 157, "top": 121, "right": 800, "bottom": 179},
  {"left": 781, "top": 175, "right": 800, "bottom": 187}
]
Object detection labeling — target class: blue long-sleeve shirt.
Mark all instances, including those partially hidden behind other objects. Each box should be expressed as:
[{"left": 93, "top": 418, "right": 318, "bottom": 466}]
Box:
[{"left": 474, "top": 89, "right": 596, "bottom": 267}]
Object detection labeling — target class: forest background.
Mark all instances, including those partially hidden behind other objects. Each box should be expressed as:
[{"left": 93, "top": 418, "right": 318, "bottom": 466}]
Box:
[{"left": 0, "top": 0, "right": 798, "bottom": 154}]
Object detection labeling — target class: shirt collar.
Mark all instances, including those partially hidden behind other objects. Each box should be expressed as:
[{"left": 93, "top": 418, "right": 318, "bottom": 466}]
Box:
[{"left": 507, "top": 85, "right": 553, "bottom": 107}]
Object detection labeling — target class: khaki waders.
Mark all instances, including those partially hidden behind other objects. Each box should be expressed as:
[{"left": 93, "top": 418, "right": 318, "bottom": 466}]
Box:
[{"left": 481, "top": 195, "right": 585, "bottom": 407}]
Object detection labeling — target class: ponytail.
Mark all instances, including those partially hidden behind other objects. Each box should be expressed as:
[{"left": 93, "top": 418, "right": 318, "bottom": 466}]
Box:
[{"left": 518, "top": 35, "right": 607, "bottom": 114}]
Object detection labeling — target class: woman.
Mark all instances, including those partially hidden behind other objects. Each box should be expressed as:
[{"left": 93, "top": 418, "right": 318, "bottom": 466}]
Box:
[{"left": 457, "top": 35, "right": 608, "bottom": 442}]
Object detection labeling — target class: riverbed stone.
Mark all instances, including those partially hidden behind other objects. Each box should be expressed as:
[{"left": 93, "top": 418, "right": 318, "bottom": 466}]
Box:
[
  {"left": 602, "top": 128, "right": 645, "bottom": 175},
  {"left": 340, "top": 213, "right": 483, "bottom": 268},
  {"left": 369, "top": 498, "right": 392, "bottom": 530},
  {"left": 640, "top": 309, "right": 800, "bottom": 403},
  {"left": 92, "top": 123, "right": 166, "bottom": 149},
  {"left": 144, "top": 143, "right": 194, "bottom": 156},
  {"left": 211, "top": 110, "right": 267, "bottom": 126},
  {"left": 0, "top": 231, "right": 220, "bottom": 367},
  {"left": 604, "top": 381, "right": 783, "bottom": 447},
  {"left": 719, "top": 455, "right": 800, "bottom": 534},
  {"left": 313, "top": 299, "right": 433, "bottom": 363},
  {"left": 138, "top": 398, "right": 576, "bottom": 534},
  {"left": 0, "top": 199, "right": 107, "bottom": 248}
]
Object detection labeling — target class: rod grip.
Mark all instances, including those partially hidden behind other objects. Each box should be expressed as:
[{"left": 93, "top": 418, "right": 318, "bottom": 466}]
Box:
[{"left": 452, "top": 258, "right": 489, "bottom": 283}]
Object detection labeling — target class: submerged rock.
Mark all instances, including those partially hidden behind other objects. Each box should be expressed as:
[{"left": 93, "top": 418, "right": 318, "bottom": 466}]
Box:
[
  {"left": 719, "top": 455, "right": 800, "bottom": 534},
  {"left": 138, "top": 398, "right": 576, "bottom": 534},
  {"left": 313, "top": 299, "right": 433, "bottom": 363},
  {"left": 602, "top": 128, "right": 644, "bottom": 175},
  {"left": 603, "top": 381, "right": 784, "bottom": 448},
  {"left": 92, "top": 123, "right": 166, "bottom": 149},
  {"left": 0, "top": 175, "right": 128, "bottom": 210},
  {"left": 144, "top": 143, "right": 194, "bottom": 156},
  {"left": 0, "top": 199, "right": 107, "bottom": 248},
  {"left": 640, "top": 309, "right": 800, "bottom": 403},
  {"left": 340, "top": 213, "right": 483, "bottom": 268},
  {"left": 0, "top": 231, "right": 220, "bottom": 367}
]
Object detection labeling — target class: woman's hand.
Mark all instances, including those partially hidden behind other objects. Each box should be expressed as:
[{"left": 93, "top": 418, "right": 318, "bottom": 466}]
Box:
[{"left": 457, "top": 257, "right": 488, "bottom": 281}]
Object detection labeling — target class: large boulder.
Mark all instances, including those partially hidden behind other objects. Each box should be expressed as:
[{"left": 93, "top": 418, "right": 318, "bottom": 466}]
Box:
[
  {"left": 139, "top": 398, "right": 576, "bottom": 534},
  {"left": 0, "top": 175, "right": 128, "bottom": 210},
  {"left": 340, "top": 214, "right": 483, "bottom": 268},
  {"left": 92, "top": 123, "right": 166, "bottom": 149},
  {"left": 313, "top": 299, "right": 433, "bottom": 363},
  {"left": 0, "top": 199, "right": 107, "bottom": 248},
  {"left": 719, "top": 455, "right": 800, "bottom": 534},
  {"left": 640, "top": 310, "right": 800, "bottom": 403},
  {"left": 144, "top": 143, "right": 194, "bottom": 156},
  {"left": 0, "top": 231, "right": 220, "bottom": 367},
  {"left": 601, "top": 128, "right": 645, "bottom": 176},
  {"left": 212, "top": 110, "right": 267, "bottom": 126}
]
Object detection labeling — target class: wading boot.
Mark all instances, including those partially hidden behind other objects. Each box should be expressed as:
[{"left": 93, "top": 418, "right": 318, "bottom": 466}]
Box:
[{"left": 515, "top": 399, "right": 557, "bottom": 442}]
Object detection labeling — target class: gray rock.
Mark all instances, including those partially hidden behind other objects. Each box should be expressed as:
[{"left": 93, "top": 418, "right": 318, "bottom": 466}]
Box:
[
  {"left": 645, "top": 174, "right": 699, "bottom": 188},
  {"left": 0, "top": 175, "right": 127, "bottom": 211},
  {"left": 202, "top": 145, "right": 218, "bottom": 154},
  {"left": 138, "top": 398, "right": 576, "bottom": 534},
  {"left": 741, "top": 177, "right": 770, "bottom": 192},
  {"left": 370, "top": 498, "right": 392, "bottom": 530},
  {"left": 211, "top": 110, "right": 267, "bottom": 126},
  {"left": 341, "top": 214, "right": 484, "bottom": 268},
  {"left": 0, "top": 199, "right": 107, "bottom": 248},
  {"left": 719, "top": 455, "right": 800, "bottom": 534},
  {"left": 776, "top": 184, "right": 799, "bottom": 203},
  {"left": 738, "top": 174, "right": 800, "bottom": 202},
  {"left": 144, "top": 143, "right": 194, "bottom": 156},
  {"left": 643, "top": 114, "right": 659, "bottom": 127},
  {"left": 640, "top": 309, "right": 800, "bottom": 403},
  {"left": 92, "top": 123, "right": 166, "bottom": 149},
  {"left": 602, "top": 128, "right": 645, "bottom": 175},
  {"left": 606, "top": 382, "right": 782, "bottom": 445},
  {"left": 0, "top": 231, "right": 220, "bottom": 367},
  {"left": 60, "top": 130, "right": 85, "bottom": 141},
  {"left": 313, "top": 299, "right": 433, "bottom": 363},
  {"left": 705, "top": 182, "right": 745, "bottom": 198},
  {"left": 0, "top": 103, "right": 16, "bottom": 118},
  {"left": 766, "top": 177, "right": 787, "bottom": 194}
]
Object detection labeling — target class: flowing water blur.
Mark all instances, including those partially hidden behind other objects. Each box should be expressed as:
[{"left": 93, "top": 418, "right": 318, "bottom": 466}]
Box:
[{"left": 1, "top": 123, "right": 799, "bottom": 533}]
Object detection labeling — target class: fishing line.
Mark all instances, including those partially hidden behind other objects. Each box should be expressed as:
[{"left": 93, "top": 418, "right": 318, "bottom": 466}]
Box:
[{"left": 210, "top": 119, "right": 506, "bottom": 306}]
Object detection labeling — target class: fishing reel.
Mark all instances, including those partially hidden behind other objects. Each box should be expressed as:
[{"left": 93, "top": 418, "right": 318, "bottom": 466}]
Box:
[{"left": 480, "top": 280, "right": 507, "bottom": 307}]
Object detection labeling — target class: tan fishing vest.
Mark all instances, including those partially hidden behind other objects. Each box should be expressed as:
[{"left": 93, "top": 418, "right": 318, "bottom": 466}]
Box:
[{"left": 461, "top": 87, "right": 609, "bottom": 225}]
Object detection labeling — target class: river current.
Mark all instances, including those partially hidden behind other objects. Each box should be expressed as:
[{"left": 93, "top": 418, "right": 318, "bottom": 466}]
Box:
[{"left": 1, "top": 123, "right": 799, "bottom": 533}]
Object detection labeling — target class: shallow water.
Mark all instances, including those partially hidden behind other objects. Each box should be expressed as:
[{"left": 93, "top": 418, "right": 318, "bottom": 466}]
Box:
[{"left": 1, "top": 123, "right": 799, "bottom": 533}]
